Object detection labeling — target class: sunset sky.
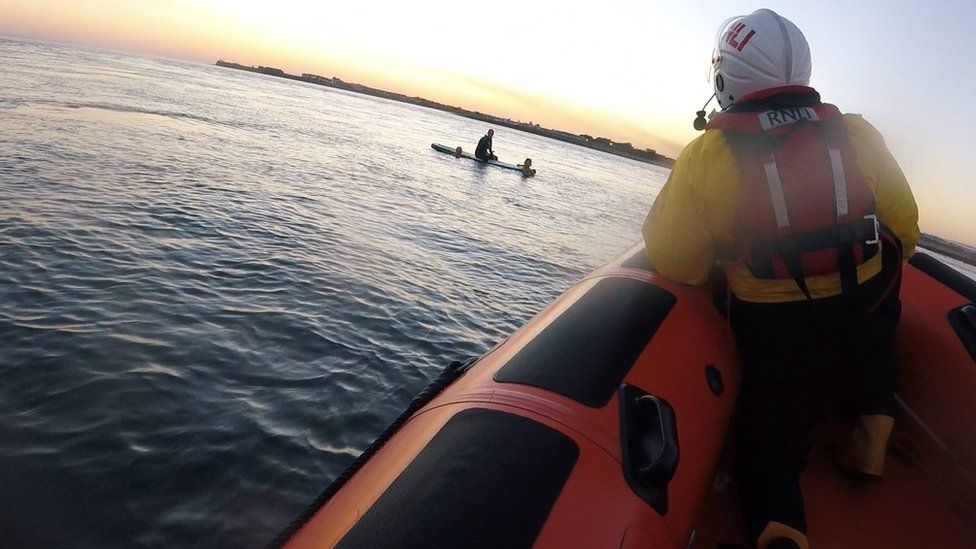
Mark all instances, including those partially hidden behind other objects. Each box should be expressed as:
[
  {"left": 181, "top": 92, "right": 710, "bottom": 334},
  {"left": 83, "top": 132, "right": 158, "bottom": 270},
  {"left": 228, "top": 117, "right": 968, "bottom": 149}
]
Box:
[{"left": 2, "top": 1, "right": 975, "bottom": 243}]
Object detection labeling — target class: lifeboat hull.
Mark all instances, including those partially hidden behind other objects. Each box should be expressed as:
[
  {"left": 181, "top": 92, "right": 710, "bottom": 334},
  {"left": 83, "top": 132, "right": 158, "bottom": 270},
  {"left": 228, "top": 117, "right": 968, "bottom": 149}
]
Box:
[{"left": 276, "top": 245, "right": 976, "bottom": 548}]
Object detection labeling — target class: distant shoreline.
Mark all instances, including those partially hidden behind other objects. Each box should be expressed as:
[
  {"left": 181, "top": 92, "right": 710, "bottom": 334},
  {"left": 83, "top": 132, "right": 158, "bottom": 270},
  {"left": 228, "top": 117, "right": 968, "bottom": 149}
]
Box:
[
  {"left": 918, "top": 233, "right": 976, "bottom": 266},
  {"left": 212, "top": 62, "right": 974, "bottom": 263},
  {"left": 215, "top": 60, "right": 675, "bottom": 168}
]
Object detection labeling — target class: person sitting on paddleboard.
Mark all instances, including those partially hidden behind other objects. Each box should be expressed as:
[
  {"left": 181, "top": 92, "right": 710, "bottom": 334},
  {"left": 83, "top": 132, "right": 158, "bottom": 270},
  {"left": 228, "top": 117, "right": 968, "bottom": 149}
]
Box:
[
  {"left": 642, "top": 9, "right": 919, "bottom": 549},
  {"left": 475, "top": 129, "right": 497, "bottom": 161},
  {"left": 453, "top": 146, "right": 463, "bottom": 158},
  {"left": 520, "top": 158, "right": 536, "bottom": 177}
]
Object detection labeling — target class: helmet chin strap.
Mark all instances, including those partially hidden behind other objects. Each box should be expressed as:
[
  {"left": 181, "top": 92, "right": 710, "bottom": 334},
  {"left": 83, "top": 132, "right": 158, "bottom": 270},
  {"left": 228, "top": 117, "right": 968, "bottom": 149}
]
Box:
[{"left": 693, "top": 94, "right": 716, "bottom": 131}]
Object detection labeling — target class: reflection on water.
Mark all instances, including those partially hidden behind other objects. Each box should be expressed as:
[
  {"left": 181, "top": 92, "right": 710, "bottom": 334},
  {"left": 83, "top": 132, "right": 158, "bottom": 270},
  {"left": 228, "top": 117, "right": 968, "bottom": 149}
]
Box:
[{"left": 0, "top": 37, "right": 668, "bottom": 547}]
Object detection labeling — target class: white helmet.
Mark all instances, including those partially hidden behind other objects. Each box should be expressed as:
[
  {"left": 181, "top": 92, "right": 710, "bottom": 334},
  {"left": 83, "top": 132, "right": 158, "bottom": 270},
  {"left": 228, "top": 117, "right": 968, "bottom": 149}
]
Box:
[{"left": 710, "top": 9, "right": 812, "bottom": 110}]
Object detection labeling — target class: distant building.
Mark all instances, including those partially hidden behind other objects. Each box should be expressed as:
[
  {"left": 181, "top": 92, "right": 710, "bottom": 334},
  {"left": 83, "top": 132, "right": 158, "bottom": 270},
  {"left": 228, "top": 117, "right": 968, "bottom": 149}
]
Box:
[
  {"left": 216, "top": 60, "right": 250, "bottom": 71},
  {"left": 302, "top": 73, "right": 332, "bottom": 83}
]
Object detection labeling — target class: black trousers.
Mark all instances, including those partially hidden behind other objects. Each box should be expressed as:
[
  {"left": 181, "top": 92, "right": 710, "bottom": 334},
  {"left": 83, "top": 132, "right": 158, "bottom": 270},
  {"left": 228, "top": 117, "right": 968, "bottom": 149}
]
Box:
[{"left": 730, "top": 247, "right": 902, "bottom": 535}]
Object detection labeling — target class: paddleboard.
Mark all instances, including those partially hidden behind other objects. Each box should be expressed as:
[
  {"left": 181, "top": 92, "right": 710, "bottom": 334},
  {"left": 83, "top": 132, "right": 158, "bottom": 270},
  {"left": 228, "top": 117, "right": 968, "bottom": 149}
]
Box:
[{"left": 431, "top": 143, "right": 522, "bottom": 171}]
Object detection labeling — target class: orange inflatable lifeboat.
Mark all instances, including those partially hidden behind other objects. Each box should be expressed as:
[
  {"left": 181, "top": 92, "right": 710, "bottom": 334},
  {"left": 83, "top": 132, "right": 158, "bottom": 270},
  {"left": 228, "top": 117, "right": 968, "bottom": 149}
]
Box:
[{"left": 273, "top": 244, "right": 976, "bottom": 548}]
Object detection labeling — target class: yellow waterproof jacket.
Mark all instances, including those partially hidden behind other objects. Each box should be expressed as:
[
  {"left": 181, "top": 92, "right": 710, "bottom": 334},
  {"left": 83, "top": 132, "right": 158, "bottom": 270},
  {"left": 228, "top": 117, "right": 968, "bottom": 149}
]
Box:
[{"left": 643, "top": 114, "right": 919, "bottom": 303}]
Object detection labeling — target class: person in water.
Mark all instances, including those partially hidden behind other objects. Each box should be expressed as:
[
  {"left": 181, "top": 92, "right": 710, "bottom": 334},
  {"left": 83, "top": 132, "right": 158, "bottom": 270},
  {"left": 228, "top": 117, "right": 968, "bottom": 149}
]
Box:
[
  {"left": 520, "top": 158, "right": 536, "bottom": 177},
  {"left": 453, "top": 146, "right": 463, "bottom": 158},
  {"left": 642, "top": 9, "right": 918, "bottom": 549},
  {"left": 475, "top": 129, "right": 497, "bottom": 161}
]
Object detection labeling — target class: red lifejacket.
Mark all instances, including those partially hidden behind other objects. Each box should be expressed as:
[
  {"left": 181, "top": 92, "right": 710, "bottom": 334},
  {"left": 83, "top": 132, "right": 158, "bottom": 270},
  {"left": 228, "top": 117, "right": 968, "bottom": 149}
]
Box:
[{"left": 707, "top": 89, "right": 880, "bottom": 297}]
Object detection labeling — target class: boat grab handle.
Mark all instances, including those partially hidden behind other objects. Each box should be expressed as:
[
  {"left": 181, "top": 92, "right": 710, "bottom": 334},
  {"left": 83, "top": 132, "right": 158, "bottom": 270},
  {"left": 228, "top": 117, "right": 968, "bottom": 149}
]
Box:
[
  {"left": 618, "top": 384, "right": 679, "bottom": 515},
  {"left": 949, "top": 304, "right": 976, "bottom": 363}
]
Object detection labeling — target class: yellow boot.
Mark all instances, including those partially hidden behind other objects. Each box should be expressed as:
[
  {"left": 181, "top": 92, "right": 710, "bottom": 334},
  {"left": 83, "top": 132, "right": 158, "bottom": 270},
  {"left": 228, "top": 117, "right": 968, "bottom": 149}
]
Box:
[
  {"left": 833, "top": 414, "right": 894, "bottom": 483},
  {"left": 757, "top": 521, "right": 809, "bottom": 549}
]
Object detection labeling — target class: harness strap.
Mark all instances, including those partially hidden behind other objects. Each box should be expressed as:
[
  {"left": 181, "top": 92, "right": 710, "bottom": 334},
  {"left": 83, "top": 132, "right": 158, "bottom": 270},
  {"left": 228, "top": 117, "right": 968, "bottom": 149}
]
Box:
[
  {"left": 838, "top": 244, "right": 859, "bottom": 295},
  {"left": 747, "top": 216, "right": 880, "bottom": 267},
  {"left": 782, "top": 245, "right": 813, "bottom": 300}
]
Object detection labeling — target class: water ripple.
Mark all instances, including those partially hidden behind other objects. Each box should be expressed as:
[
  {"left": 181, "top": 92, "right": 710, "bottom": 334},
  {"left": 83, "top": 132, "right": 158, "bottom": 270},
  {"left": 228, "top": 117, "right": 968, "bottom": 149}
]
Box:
[{"left": 0, "top": 36, "right": 668, "bottom": 548}]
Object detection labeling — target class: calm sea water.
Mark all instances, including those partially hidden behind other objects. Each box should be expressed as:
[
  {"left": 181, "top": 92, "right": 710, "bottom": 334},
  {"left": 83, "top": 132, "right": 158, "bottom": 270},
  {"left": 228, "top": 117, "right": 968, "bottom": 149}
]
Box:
[{"left": 0, "top": 37, "right": 669, "bottom": 547}]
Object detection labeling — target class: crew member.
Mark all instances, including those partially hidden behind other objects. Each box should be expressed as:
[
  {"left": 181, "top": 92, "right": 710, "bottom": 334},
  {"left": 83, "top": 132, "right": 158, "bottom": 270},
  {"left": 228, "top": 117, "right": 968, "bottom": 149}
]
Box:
[
  {"left": 475, "top": 129, "right": 497, "bottom": 161},
  {"left": 642, "top": 9, "right": 919, "bottom": 549}
]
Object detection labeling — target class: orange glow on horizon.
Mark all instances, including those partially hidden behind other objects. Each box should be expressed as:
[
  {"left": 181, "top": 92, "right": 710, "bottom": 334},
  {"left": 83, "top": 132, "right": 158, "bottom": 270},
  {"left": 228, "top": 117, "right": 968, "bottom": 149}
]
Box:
[{"left": 0, "top": 0, "right": 687, "bottom": 156}]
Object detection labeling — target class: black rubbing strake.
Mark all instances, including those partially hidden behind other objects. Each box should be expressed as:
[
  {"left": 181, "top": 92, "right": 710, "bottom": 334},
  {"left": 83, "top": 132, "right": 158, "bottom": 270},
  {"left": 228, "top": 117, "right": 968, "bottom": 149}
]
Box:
[
  {"left": 493, "top": 278, "right": 676, "bottom": 408},
  {"left": 336, "top": 408, "right": 579, "bottom": 549},
  {"left": 621, "top": 248, "right": 654, "bottom": 270}
]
